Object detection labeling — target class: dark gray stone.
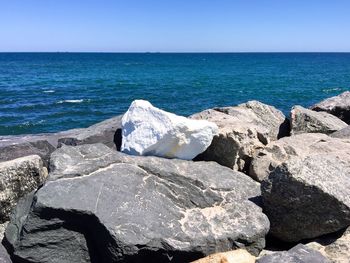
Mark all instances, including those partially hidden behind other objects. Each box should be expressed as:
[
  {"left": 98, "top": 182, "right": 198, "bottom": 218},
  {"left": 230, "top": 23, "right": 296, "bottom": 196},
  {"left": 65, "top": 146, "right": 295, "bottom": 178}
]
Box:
[
  {"left": 191, "top": 101, "right": 289, "bottom": 173},
  {"left": 311, "top": 91, "right": 350, "bottom": 124},
  {"left": 57, "top": 115, "right": 122, "bottom": 150},
  {"left": 262, "top": 154, "right": 350, "bottom": 242},
  {"left": 290, "top": 105, "right": 347, "bottom": 135},
  {"left": 5, "top": 144, "right": 269, "bottom": 263},
  {"left": 0, "top": 139, "right": 56, "bottom": 168},
  {"left": 257, "top": 244, "right": 330, "bottom": 263},
  {"left": 330, "top": 125, "right": 350, "bottom": 139}
]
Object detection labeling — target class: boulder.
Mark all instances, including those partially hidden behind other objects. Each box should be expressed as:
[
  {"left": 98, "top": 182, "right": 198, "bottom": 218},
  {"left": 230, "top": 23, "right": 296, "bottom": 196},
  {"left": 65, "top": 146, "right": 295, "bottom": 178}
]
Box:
[
  {"left": 307, "top": 227, "right": 350, "bottom": 263},
  {"left": 5, "top": 144, "right": 269, "bottom": 263},
  {"left": 0, "top": 139, "right": 55, "bottom": 168},
  {"left": 191, "top": 101, "right": 289, "bottom": 173},
  {"left": 0, "top": 115, "right": 123, "bottom": 167},
  {"left": 0, "top": 155, "right": 48, "bottom": 223},
  {"left": 0, "top": 243, "right": 11, "bottom": 263},
  {"left": 249, "top": 133, "right": 350, "bottom": 182},
  {"left": 121, "top": 100, "right": 218, "bottom": 160},
  {"left": 257, "top": 244, "right": 330, "bottom": 263},
  {"left": 57, "top": 115, "right": 123, "bottom": 150},
  {"left": 261, "top": 153, "right": 350, "bottom": 242},
  {"left": 310, "top": 91, "right": 350, "bottom": 124},
  {"left": 191, "top": 249, "right": 255, "bottom": 263},
  {"left": 330, "top": 125, "right": 350, "bottom": 139},
  {"left": 290, "top": 105, "right": 347, "bottom": 135}
]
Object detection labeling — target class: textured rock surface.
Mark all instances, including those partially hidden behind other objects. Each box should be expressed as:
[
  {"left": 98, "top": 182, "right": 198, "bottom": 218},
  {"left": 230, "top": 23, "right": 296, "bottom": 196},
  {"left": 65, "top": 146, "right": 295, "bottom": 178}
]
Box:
[
  {"left": 0, "top": 114, "right": 123, "bottom": 167},
  {"left": 6, "top": 144, "right": 269, "bottom": 263},
  {"left": 191, "top": 101, "right": 289, "bottom": 173},
  {"left": 0, "top": 139, "right": 55, "bottom": 168},
  {"left": 290, "top": 105, "right": 347, "bottom": 135},
  {"left": 191, "top": 249, "right": 255, "bottom": 263},
  {"left": 0, "top": 155, "right": 48, "bottom": 223},
  {"left": 250, "top": 133, "right": 350, "bottom": 181},
  {"left": 257, "top": 244, "right": 330, "bottom": 263},
  {"left": 0, "top": 243, "right": 11, "bottom": 263},
  {"left": 311, "top": 91, "right": 350, "bottom": 124},
  {"left": 262, "top": 153, "right": 350, "bottom": 242},
  {"left": 121, "top": 100, "right": 218, "bottom": 160},
  {"left": 57, "top": 115, "right": 122, "bottom": 150},
  {"left": 0, "top": 222, "right": 8, "bottom": 241},
  {"left": 331, "top": 125, "right": 350, "bottom": 139}
]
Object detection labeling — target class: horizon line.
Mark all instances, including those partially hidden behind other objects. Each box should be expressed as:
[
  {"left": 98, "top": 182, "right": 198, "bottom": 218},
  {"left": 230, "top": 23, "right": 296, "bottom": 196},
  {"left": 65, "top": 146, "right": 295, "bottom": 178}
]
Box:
[{"left": 1, "top": 51, "right": 350, "bottom": 54}]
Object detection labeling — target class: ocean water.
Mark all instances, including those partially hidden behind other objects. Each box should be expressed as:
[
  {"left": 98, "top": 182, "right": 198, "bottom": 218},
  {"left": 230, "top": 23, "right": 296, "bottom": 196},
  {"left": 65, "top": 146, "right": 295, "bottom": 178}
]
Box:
[{"left": 0, "top": 52, "right": 349, "bottom": 135}]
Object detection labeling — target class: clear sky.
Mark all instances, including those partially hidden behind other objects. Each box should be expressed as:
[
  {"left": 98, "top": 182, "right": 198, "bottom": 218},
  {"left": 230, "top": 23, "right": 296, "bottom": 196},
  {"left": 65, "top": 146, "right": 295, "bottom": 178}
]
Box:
[{"left": 1, "top": 0, "right": 349, "bottom": 52}]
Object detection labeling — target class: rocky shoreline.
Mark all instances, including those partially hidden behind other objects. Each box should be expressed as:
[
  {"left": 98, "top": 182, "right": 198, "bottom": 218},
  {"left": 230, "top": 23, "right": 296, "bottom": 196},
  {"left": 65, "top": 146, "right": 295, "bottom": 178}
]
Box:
[{"left": 1, "top": 91, "right": 350, "bottom": 263}]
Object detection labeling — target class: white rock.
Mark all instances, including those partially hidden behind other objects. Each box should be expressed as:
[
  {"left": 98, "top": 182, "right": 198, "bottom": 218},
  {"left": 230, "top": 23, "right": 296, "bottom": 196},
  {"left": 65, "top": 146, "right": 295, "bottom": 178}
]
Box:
[{"left": 121, "top": 100, "right": 218, "bottom": 160}]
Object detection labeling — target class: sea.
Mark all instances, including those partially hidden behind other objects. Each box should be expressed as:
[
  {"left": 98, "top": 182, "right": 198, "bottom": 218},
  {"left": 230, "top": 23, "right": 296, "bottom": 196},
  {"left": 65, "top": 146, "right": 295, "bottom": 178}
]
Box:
[{"left": 0, "top": 52, "right": 349, "bottom": 135}]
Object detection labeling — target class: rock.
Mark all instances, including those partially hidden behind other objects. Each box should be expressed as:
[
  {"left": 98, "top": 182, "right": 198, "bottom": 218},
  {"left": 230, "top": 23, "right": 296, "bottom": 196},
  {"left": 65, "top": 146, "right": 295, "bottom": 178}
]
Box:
[
  {"left": 0, "top": 115, "right": 123, "bottom": 167},
  {"left": 0, "top": 222, "right": 8, "bottom": 242},
  {"left": 261, "top": 153, "right": 350, "bottom": 242},
  {"left": 0, "top": 139, "right": 55, "bottom": 168},
  {"left": 330, "top": 125, "right": 350, "bottom": 139},
  {"left": 257, "top": 244, "right": 330, "bottom": 263},
  {"left": 306, "top": 227, "right": 350, "bottom": 263},
  {"left": 57, "top": 115, "right": 123, "bottom": 150},
  {"left": 249, "top": 133, "right": 350, "bottom": 181},
  {"left": 121, "top": 100, "right": 218, "bottom": 160},
  {"left": 0, "top": 243, "right": 11, "bottom": 263},
  {"left": 5, "top": 144, "right": 269, "bottom": 263},
  {"left": 290, "top": 105, "right": 347, "bottom": 135},
  {"left": 310, "top": 91, "right": 350, "bottom": 124},
  {"left": 191, "top": 249, "right": 256, "bottom": 263},
  {"left": 191, "top": 101, "right": 289, "bottom": 173},
  {"left": 0, "top": 155, "right": 48, "bottom": 223}
]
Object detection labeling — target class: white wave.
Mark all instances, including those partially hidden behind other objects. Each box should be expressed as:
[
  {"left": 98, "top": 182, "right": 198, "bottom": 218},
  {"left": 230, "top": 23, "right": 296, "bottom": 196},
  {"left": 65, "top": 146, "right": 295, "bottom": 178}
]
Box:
[
  {"left": 57, "top": 99, "right": 85, "bottom": 104},
  {"left": 43, "top": 90, "right": 55, "bottom": 93}
]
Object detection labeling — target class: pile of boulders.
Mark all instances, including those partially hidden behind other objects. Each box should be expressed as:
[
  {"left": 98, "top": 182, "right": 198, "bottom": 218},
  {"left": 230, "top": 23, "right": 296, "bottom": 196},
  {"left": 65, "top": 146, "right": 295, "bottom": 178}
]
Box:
[{"left": 1, "top": 91, "right": 350, "bottom": 263}]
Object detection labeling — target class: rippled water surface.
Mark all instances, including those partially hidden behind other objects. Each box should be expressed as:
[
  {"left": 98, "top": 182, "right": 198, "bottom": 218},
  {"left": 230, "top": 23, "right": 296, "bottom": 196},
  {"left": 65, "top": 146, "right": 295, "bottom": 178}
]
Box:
[{"left": 1, "top": 52, "right": 349, "bottom": 135}]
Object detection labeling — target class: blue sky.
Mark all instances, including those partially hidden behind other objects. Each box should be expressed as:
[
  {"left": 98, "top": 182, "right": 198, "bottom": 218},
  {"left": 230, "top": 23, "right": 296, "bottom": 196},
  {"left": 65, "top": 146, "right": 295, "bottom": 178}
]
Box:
[{"left": 1, "top": 0, "right": 349, "bottom": 52}]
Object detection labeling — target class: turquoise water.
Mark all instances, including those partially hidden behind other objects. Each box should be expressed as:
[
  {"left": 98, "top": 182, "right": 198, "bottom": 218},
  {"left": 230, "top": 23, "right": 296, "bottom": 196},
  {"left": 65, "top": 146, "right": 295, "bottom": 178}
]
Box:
[{"left": 0, "top": 53, "right": 349, "bottom": 135}]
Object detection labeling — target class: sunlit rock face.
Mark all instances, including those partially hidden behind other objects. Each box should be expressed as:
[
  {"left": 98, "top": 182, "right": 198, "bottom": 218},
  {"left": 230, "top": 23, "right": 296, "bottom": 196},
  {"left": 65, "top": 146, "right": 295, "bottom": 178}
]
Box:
[{"left": 121, "top": 100, "right": 218, "bottom": 160}]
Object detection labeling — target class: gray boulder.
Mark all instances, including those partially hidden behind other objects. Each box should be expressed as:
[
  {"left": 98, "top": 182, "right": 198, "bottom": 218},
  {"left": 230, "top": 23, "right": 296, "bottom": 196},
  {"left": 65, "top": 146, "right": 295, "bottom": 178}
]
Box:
[
  {"left": 331, "top": 125, "right": 350, "bottom": 139},
  {"left": 0, "top": 155, "right": 48, "bottom": 223},
  {"left": 311, "top": 91, "right": 350, "bottom": 124},
  {"left": 0, "top": 115, "right": 122, "bottom": 167},
  {"left": 262, "top": 153, "right": 350, "bottom": 242},
  {"left": 290, "top": 105, "right": 347, "bottom": 135},
  {"left": 257, "top": 244, "right": 330, "bottom": 263},
  {"left": 191, "top": 101, "right": 289, "bottom": 173},
  {"left": 0, "top": 243, "right": 11, "bottom": 263},
  {"left": 249, "top": 133, "right": 350, "bottom": 182},
  {"left": 307, "top": 227, "right": 350, "bottom": 263},
  {"left": 5, "top": 144, "right": 269, "bottom": 263},
  {"left": 57, "top": 115, "right": 122, "bottom": 150}
]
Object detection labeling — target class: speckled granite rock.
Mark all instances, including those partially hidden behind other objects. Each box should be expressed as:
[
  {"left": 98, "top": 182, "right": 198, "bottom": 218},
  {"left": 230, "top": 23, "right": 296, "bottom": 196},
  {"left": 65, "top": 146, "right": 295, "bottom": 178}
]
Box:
[
  {"left": 290, "top": 105, "right": 347, "bottom": 135},
  {"left": 191, "top": 101, "right": 289, "bottom": 173},
  {"left": 5, "top": 144, "right": 269, "bottom": 263},
  {"left": 262, "top": 154, "right": 350, "bottom": 242},
  {"left": 250, "top": 133, "right": 350, "bottom": 181},
  {"left": 257, "top": 244, "right": 330, "bottom": 263},
  {"left": 0, "top": 242, "right": 11, "bottom": 263},
  {"left": 311, "top": 91, "right": 350, "bottom": 124},
  {"left": 0, "top": 155, "right": 48, "bottom": 223}
]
